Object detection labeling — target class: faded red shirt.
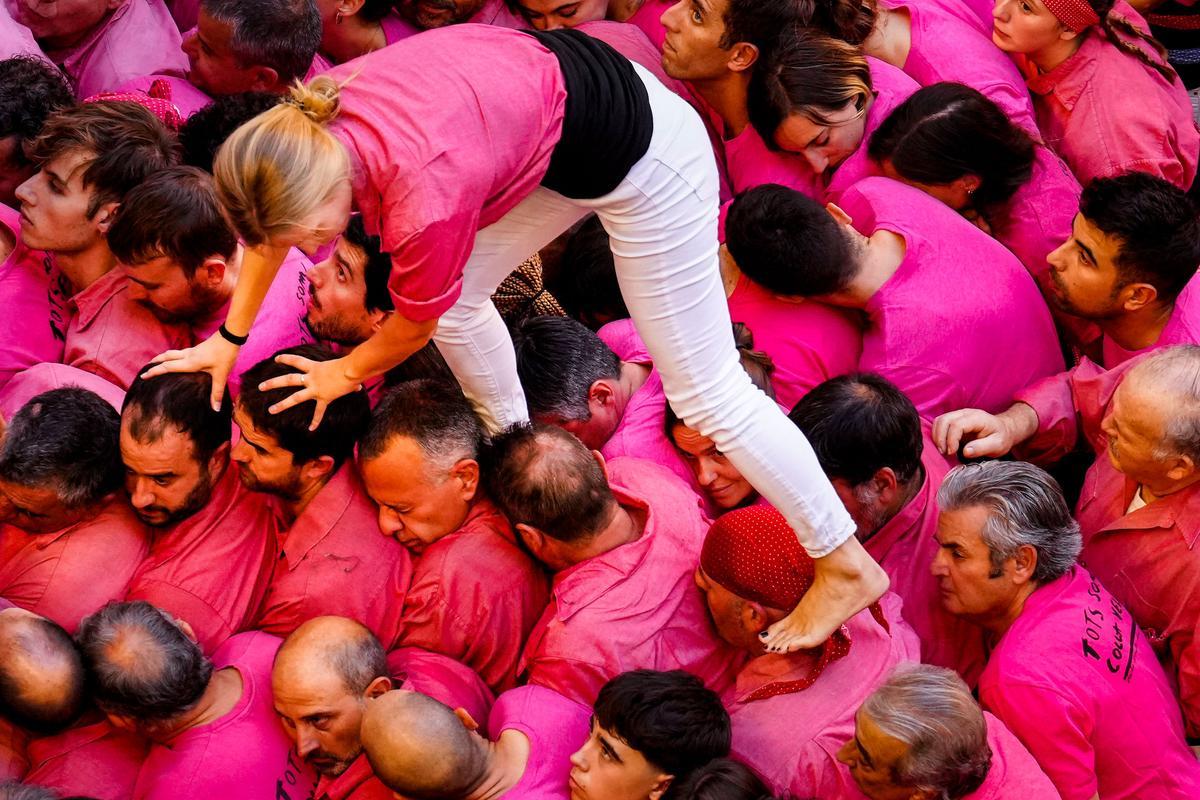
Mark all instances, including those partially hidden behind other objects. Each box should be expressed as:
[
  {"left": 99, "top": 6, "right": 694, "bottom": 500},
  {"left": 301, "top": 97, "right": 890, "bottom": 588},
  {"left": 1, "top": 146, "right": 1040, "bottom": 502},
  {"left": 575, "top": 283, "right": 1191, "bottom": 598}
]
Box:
[{"left": 25, "top": 718, "right": 148, "bottom": 800}]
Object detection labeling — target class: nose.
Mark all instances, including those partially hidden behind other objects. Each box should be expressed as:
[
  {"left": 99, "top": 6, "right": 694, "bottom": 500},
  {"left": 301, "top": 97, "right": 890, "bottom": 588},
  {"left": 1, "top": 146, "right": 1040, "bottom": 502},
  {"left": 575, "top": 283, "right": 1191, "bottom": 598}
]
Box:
[
  {"left": 129, "top": 478, "right": 155, "bottom": 510},
  {"left": 296, "top": 728, "right": 320, "bottom": 759},
  {"left": 696, "top": 457, "right": 719, "bottom": 487},
  {"left": 230, "top": 438, "right": 251, "bottom": 465},
  {"left": 693, "top": 566, "right": 708, "bottom": 592},
  {"left": 993, "top": 0, "right": 1009, "bottom": 21},
  {"left": 660, "top": 0, "right": 682, "bottom": 32},
  {"left": 1046, "top": 241, "right": 1069, "bottom": 273},
  {"left": 569, "top": 745, "right": 588, "bottom": 771},
  {"left": 14, "top": 177, "right": 34, "bottom": 207},
  {"left": 930, "top": 549, "right": 949, "bottom": 577},
  {"left": 126, "top": 280, "right": 147, "bottom": 302},
  {"left": 181, "top": 30, "right": 198, "bottom": 57},
  {"left": 377, "top": 506, "right": 401, "bottom": 537},
  {"left": 533, "top": 16, "right": 556, "bottom": 30},
  {"left": 1099, "top": 409, "right": 1117, "bottom": 439},
  {"left": 803, "top": 149, "right": 830, "bottom": 174},
  {"left": 835, "top": 738, "right": 856, "bottom": 767}
]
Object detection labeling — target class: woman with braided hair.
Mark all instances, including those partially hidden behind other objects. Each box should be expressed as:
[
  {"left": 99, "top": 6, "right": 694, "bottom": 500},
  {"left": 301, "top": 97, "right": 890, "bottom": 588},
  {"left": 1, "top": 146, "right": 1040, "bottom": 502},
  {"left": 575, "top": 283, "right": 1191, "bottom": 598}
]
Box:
[{"left": 992, "top": 0, "right": 1199, "bottom": 189}]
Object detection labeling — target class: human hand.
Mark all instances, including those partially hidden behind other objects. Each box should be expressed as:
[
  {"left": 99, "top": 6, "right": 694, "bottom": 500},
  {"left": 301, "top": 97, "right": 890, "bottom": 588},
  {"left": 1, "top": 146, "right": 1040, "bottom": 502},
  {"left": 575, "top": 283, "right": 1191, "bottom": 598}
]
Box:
[
  {"left": 256, "top": 353, "right": 363, "bottom": 430},
  {"left": 932, "top": 408, "right": 1018, "bottom": 459},
  {"left": 142, "top": 332, "right": 242, "bottom": 411}
]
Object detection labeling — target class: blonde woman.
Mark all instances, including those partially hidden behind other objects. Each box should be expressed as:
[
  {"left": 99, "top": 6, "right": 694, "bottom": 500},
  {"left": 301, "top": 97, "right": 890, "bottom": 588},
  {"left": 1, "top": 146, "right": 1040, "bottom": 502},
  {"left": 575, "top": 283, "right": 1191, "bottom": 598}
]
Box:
[{"left": 144, "top": 24, "right": 887, "bottom": 652}]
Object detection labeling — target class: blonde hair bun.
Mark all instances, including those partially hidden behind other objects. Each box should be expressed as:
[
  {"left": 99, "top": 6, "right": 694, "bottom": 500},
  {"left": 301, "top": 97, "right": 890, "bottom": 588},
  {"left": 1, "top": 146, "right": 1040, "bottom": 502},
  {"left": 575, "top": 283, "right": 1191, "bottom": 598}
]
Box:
[{"left": 287, "top": 76, "right": 341, "bottom": 126}]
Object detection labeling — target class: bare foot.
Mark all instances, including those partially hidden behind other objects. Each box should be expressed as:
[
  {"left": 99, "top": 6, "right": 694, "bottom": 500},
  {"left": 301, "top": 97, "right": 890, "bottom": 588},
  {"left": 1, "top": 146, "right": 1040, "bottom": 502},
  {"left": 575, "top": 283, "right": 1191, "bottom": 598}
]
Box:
[{"left": 759, "top": 536, "right": 889, "bottom": 652}]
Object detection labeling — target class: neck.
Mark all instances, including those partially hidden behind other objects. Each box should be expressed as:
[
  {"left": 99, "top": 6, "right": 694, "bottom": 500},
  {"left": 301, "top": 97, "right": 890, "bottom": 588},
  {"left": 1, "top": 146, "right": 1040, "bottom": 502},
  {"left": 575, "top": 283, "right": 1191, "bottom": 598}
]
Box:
[
  {"left": 616, "top": 361, "right": 651, "bottom": 407},
  {"left": 1101, "top": 300, "right": 1176, "bottom": 353},
  {"left": 281, "top": 468, "right": 333, "bottom": 524},
  {"left": 863, "top": 470, "right": 924, "bottom": 544},
  {"left": 150, "top": 667, "right": 242, "bottom": 743},
  {"left": 980, "top": 582, "right": 1039, "bottom": 638},
  {"left": 829, "top": 229, "right": 905, "bottom": 308},
  {"left": 862, "top": 8, "right": 912, "bottom": 68},
  {"left": 324, "top": 16, "right": 387, "bottom": 64},
  {"left": 1029, "top": 31, "right": 1086, "bottom": 73},
  {"left": 57, "top": 241, "right": 115, "bottom": 295},
  {"left": 465, "top": 731, "right": 531, "bottom": 800},
  {"left": 565, "top": 502, "right": 644, "bottom": 566},
  {"left": 1139, "top": 471, "right": 1200, "bottom": 503},
  {"left": 689, "top": 71, "right": 752, "bottom": 139}
]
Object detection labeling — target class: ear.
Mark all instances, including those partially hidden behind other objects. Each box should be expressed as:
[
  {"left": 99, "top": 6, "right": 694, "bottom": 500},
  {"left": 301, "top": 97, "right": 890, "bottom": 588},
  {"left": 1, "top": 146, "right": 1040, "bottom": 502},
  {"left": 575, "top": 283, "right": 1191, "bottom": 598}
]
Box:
[
  {"left": 954, "top": 174, "right": 982, "bottom": 197},
  {"left": 1058, "top": 24, "right": 1081, "bottom": 42},
  {"left": 364, "top": 676, "right": 392, "bottom": 699},
  {"left": 93, "top": 200, "right": 121, "bottom": 235},
  {"left": 590, "top": 449, "right": 610, "bottom": 482},
  {"left": 453, "top": 707, "right": 480, "bottom": 732},
  {"left": 740, "top": 599, "right": 768, "bottom": 634},
  {"left": 726, "top": 42, "right": 760, "bottom": 73},
  {"left": 450, "top": 458, "right": 480, "bottom": 501},
  {"left": 1010, "top": 543, "right": 1038, "bottom": 584},
  {"left": 516, "top": 522, "right": 546, "bottom": 555},
  {"left": 249, "top": 67, "right": 282, "bottom": 92},
  {"left": 872, "top": 466, "right": 901, "bottom": 506},
  {"left": 1117, "top": 282, "right": 1159, "bottom": 313},
  {"left": 1165, "top": 454, "right": 1196, "bottom": 483},
  {"left": 174, "top": 617, "right": 199, "bottom": 643},
  {"left": 207, "top": 440, "right": 231, "bottom": 475},
  {"left": 367, "top": 309, "right": 390, "bottom": 334},
  {"left": 303, "top": 454, "right": 337, "bottom": 483},
  {"left": 341, "top": 0, "right": 367, "bottom": 13},
  {"left": 106, "top": 713, "right": 140, "bottom": 733},
  {"left": 648, "top": 774, "right": 674, "bottom": 800},
  {"left": 195, "top": 256, "right": 228, "bottom": 289},
  {"left": 825, "top": 202, "right": 854, "bottom": 227},
  {"left": 588, "top": 379, "right": 617, "bottom": 409}
]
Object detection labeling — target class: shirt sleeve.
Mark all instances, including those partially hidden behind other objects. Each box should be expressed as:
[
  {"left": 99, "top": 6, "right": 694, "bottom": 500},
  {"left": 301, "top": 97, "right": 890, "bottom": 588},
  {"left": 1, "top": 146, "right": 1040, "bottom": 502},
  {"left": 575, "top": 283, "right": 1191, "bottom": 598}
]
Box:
[
  {"left": 382, "top": 196, "right": 482, "bottom": 323},
  {"left": 1015, "top": 357, "right": 1135, "bottom": 463}
]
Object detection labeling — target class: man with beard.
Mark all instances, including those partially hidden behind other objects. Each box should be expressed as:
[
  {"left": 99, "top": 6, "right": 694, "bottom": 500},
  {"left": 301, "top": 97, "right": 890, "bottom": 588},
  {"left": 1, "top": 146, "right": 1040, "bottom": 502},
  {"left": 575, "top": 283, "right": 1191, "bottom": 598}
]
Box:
[
  {"left": 1046, "top": 172, "right": 1200, "bottom": 367},
  {"left": 108, "top": 165, "right": 312, "bottom": 396},
  {"left": 236, "top": 345, "right": 413, "bottom": 647},
  {"left": 304, "top": 215, "right": 393, "bottom": 349},
  {"left": 120, "top": 369, "right": 277, "bottom": 654}
]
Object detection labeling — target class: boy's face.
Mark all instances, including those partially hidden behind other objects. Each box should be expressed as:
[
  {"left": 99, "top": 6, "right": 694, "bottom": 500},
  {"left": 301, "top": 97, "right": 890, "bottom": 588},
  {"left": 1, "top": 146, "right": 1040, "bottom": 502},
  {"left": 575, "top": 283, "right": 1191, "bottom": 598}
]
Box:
[{"left": 569, "top": 717, "right": 671, "bottom": 800}]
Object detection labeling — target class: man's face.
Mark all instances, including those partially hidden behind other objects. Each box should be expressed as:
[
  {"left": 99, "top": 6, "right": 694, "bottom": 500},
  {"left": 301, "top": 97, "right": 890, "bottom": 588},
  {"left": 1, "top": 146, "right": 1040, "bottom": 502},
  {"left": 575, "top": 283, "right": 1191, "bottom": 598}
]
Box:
[
  {"left": 123, "top": 256, "right": 226, "bottom": 325},
  {"left": 513, "top": 0, "right": 608, "bottom": 30},
  {"left": 569, "top": 717, "right": 669, "bottom": 800},
  {"left": 0, "top": 135, "right": 34, "bottom": 208},
  {"left": 305, "top": 236, "right": 381, "bottom": 346},
  {"left": 671, "top": 424, "right": 754, "bottom": 510},
  {"left": 396, "top": 0, "right": 487, "bottom": 28},
  {"left": 659, "top": 0, "right": 734, "bottom": 82},
  {"left": 231, "top": 404, "right": 304, "bottom": 498},
  {"left": 14, "top": 150, "right": 107, "bottom": 254},
  {"left": 274, "top": 667, "right": 368, "bottom": 779},
  {"left": 1046, "top": 213, "right": 1127, "bottom": 320},
  {"left": 182, "top": 10, "right": 264, "bottom": 96},
  {"left": 0, "top": 476, "right": 89, "bottom": 534},
  {"left": 836, "top": 707, "right": 917, "bottom": 800},
  {"left": 537, "top": 395, "right": 621, "bottom": 452},
  {"left": 1099, "top": 378, "right": 1176, "bottom": 487},
  {"left": 830, "top": 477, "right": 892, "bottom": 541},
  {"left": 360, "top": 436, "right": 475, "bottom": 554},
  {"left": 931, "top": 505, "right": 1018, "bottom": 624},
  {"left": 120, "top": 417, "right": 220, "bottom": 528},
  {"left": 774, "top": 103, "right": 868, "bottom": 177},
  {"left": 693, "top": 567, "right": 762, "bottom": 652},
  {"left": 5, "top": 0, "right": 113, "bottom": 44}
]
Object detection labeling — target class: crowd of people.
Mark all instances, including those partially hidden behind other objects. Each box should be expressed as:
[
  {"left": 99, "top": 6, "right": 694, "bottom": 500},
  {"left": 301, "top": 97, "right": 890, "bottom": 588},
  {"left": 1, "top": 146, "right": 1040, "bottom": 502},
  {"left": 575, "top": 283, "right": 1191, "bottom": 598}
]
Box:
[{"left": 0, "top": 0, "right": 1199, "bottom": 797}]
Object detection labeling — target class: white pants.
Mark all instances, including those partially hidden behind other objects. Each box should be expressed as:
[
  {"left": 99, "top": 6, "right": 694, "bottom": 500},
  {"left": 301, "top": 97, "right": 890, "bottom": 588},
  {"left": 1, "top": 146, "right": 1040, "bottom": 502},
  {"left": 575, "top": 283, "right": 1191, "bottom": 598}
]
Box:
[{"left": 432, "top": 63, "right": 855, "bottom": 556}]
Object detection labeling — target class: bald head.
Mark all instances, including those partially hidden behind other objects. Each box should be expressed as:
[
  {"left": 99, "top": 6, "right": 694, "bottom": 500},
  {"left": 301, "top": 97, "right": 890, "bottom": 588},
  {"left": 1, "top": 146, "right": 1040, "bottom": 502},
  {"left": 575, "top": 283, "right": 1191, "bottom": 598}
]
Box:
[
  {"left": 1126, "top": 345, "right": 1200, "bottom": 461},
  {"left": 275, "top": 616, "right": 386, "bottom": 695},
  {"left": 362, "top": 690, "right": 489, "bottom": 799},
  {"left": 0, "top": 608, "right": 85, "bottom": 733}
]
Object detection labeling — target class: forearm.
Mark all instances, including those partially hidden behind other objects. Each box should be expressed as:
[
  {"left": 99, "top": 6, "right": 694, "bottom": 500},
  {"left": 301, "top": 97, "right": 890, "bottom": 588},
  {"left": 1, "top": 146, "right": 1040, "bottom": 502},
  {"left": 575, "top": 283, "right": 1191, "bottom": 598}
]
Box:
[
  {"left": 339, "top": 312, "right": 438, "bottom": 384},
  {"left": 223, "top": 245, "right": 291, "bottom": 336},
  {"left": 998, "top": 402, "right": 1040, "bottom": 448}
]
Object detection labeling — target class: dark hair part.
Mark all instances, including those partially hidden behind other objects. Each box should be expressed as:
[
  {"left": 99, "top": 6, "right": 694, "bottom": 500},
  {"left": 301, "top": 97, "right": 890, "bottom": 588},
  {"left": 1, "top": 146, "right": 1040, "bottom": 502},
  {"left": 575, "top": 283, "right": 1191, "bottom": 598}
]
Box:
[
  {"left": 360, "top": 379, "right": 483, "bottom": 471},
  {"left": 720, "top": 0, "right": 803, "bottom": 52},
  {"left": 549, "top": 216, "right": 629, "bottom": 330},
  {"left": 666, "top": 323, "right": 775, "bottom": 434},
  {"left": 725, "top": 184, "right": 858, "bottom": 297},
  {"left": 1090, "top": 0, "right": 1176, "bottom": 83},
  {"left": 123, "top": 370, "right": 233, "bottom": 467},
  {"left": 108, "top": 166, "right": 238, "bottom": 276},
  {"left": 480, "top": 423, "right": 616, "bottom": 544},
  {"left": 238, "top": 344, "right": 370, "bottom": 470},
  {"left": 0, "top": 56, "right": 74, "bottom": 169},
  {"left": 28, "top": 102, "right": 177, "bottom": 217},
  {"left": 794, "top": 0, "right": 878, "bottom": 45},
  {"left": 0, "top": 388, "right": 122, "bottom": 508},
  {"left": 1079, "top": 172, "right": 1200, "bottom": 302},
  {"left": 789, "top": 373, "right": 923, "bottom": 486},
  {"left": 593, "top": 670, "right": 731, "bottom": 779},
  {"left": 179, "top": 92, "right": 281, "bottom": 173},
  {"left": 76, "top": 601, "right": 214, "bottom": 722},
  {"left": 342, "top": 214, "right": 394, "bottom": 313},
  {"left": 201, "top": 0, "right": 323, "bottom": 83},
  {"left": 669, "top": 759, "right": 779, "bottom": 800},
  {"left": 512, "top": 316, "right": 621, "bottom": 423},
  {"left": 0, "top": 616, "right": 85, "bottom": 734},
  {"left": 748, "top": 27, "right": 872, "bottom": 151},
  {"left": 868, "top": 83, "right": 1035, "bottom": 209}
]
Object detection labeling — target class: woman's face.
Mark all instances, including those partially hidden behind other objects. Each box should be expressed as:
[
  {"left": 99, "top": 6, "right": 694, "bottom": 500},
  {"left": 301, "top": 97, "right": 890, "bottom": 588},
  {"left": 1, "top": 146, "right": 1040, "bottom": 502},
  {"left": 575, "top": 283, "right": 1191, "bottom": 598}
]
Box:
[
  {"left": 515, "top": 0, "right": 609, "bottom": 29},
  {"left": 272, "top": 179, "right": 354, "bottom": 255},
  {"left": 992, "top": 0, "right": 1070, "bottom": 55},
  {"left": 773, "top": 99, "right": 868, "bottom": 177},
  {"left": 671, "top": 423, "right": 756, "bottom": 509}
]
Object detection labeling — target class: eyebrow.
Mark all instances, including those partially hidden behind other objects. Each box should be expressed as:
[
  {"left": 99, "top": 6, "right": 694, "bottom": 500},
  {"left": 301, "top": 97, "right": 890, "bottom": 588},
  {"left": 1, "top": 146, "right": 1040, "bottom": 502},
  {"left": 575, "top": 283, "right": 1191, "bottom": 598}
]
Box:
[
  {"left": 854, "top": 734, "right": 874, "bottom": 766},
  {"left": 1074, "top": 238, "right": 1097, "bottom": 264},
  {"left": 597, "top": 732, "right": 623, "bottom": 764}
]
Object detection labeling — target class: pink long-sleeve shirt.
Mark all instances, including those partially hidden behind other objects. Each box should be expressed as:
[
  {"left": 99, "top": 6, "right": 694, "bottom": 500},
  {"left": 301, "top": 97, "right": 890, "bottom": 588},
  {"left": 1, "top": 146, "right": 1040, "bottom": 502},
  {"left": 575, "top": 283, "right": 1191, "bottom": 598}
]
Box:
[
  {"left": 485, "top": 685, "right": 592, "bottom": 800},
  {"left": 0, "top": 205, "right": 64, "bottom": 391}
]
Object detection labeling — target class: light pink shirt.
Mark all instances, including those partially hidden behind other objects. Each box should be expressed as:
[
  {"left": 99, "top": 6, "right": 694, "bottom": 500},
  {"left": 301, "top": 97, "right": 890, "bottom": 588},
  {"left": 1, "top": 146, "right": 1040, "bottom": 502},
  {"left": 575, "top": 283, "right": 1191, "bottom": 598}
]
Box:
[
  {"left": 387, "top": 647, "right": 496, "bottom": 730},
  {"left": 0, "top": 205, "right": 64, "bottom": 390},
  {"left": 61, "top": 267, "right": 191, "bottom": 390},
  {"left": 1021, "top": 31, "right": 1199, "bottom": 190},
  {"left": 840, "top": 177, "right": 1063, "bottom": 418},
  {"left": 981, "top": 566, "right": 1200, "bottom": 799},
  {"left": 112, "top": 73, "right": 213, "bottom": 118},
  {"left": 132, "top": 632, "right": 319, "bottom": 800},
  {"left": 0, "top": 497, "right": 149, "bottom": 633},
  {"left": 726, "top": 272, "right": 862, "bottom": 410},
  {"left": 486, "top": 685, "right": 592, "bottom": 800},
  {"left": 25, "top": 719, "right": 149, "bottom": 800},
  {"left": 0, "top": 1, "right": 43, "bottom": 62},
  {"left": 728, "top": 593, "right": 920, "bottom": 799},
  {"left": 522, "top": 457, "right": 743, "bottom": 706},
  {"left": 0, "top": 363, "right": 125, "bottom": 418},
  {"left": 323, "top": 25, "right": 565, "bottom": 321},
  {"left": 39, "top": 0, "right": 189, "bottom": 98},
  {"left": 397, "top": 497, "right": 549, "bottom": 694},
  {"left": 253, "top": 465, "right": 414, "bottom": 649},
  {"left": 125, "top": 462, "right": 277, "bottom": 655},
  {"left": 1101, "top": 271, "right": 1200, "bottom": 367}
]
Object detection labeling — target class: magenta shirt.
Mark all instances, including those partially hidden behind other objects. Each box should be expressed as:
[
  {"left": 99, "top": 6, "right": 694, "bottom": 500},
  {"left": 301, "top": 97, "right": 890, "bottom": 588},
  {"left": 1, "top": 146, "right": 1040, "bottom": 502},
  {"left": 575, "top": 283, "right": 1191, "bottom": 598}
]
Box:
[
  {"left": 381, "top": 11, "right": 419, "bottom": 45},
  {"left": 980, "top": 567, "right": 1200, "bottom": 800},
  {"left": 40, "top": 0, "right": 188, "bottom": 98},
  {"left": 486, "top": 685, "right": 591, "bottom": 800},
  {"left": 0, "top": 2, "right": 43, "bottom": 61},
  {"left": 25, "top": 719, "right": 149, "bottom": 800},
  {"left": 0, "top": 363, "right": 125, "bottom": 418},
  {"left": 387, "top": 647, "right": 496, "bottom": 732},
  {"left": 398, "top": 497, "right": 550, "bottom": 694},
  {"left": 323, "top": 25, "right": 566, "bottom": 322},
  {"left": 840, "top": 177, "right": 1063, "bottom": 418},
  {"left": 0, "top": 205, "right": 64, "bottom": 390},
  {"left": 125, "top": 463, "right": 277, "bottom": 655},
  {"left": 253, "top": 465, "right": 414, "bottom": 648},
  {"left": 132, "top": 632, "right": 318, "bottom": 800},
  {"left": 723, "top": 122, "right": 822, "bottom": 199},
  {"left": 522, "top": 457, "right": 743, "bottom": 705},
  {"left": 728, "top": 592, "right": 920, "bottom": 799},
  {"left": 0, "top": 497, "right": 149, "bottom": 633},
  {"left": 988, "top": 145, "right": 1080, "bottom": 289},
  {"left": 1022, "top": 31, "right": 1199, "bottom": 190},
  {"left": 1101, "top": 272, "right": 1200, "bottom": 367},
  {"left": 726, "top": 273, "right": 862, "bottom": 410}
]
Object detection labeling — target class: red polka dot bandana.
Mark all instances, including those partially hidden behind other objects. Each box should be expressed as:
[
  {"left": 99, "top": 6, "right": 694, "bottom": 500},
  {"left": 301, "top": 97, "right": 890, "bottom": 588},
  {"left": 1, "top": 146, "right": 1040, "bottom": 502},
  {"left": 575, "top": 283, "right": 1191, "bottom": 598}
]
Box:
[{"left": 84, "top": 79, "right": 184, "bottom": 131}]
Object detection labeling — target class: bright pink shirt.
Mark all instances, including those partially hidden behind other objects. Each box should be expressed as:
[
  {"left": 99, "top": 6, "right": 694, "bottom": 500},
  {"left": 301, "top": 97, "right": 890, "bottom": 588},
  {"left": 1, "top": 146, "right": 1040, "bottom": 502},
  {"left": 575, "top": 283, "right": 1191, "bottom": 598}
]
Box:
[
  {"left": 596, "top": 319, "right": 698, "bottom": 488},
  {"left": 323, "top": 25, "right": 565, "bottom": 321},
  {"left": 728, "top": 593, "right": 920, "bottom": 799},
  {"left": 191, "top": 247, "right": 312, "bottom": 397},
  {"left": 979, "top": 566, "right": 1200, "bottom": 800},
  {"left": 1101, "top": 272, "right": 1200, "bottom": 367},
  {"left": 1021, "top": 30, "right": 1199, "bottom": 190},
  {"left": 486, "top": 685, "right": 592, "bottom": 800},
  {"left": 62, "top": 267, "right": 190, "bottom": 390},
  {"left": 467, "top": 0, "right": 527, "bottom": 28},
  {"left": 0, "top": 497, "right": 149, "bottom": 633},
  {"left": 0, "top": 714, "right": 28, "bottom": 783},
  {"left": 39, "top": 0, "right": 188, "bottom": 98},
  {"left": 0, "top": 2, "right": 43, "bottom": 61},
  {"left": 387, "top": 647, "right": 497, "bottom": 731},
  {"left": 0, "top": 205, "right": 64, "bottom": 390},
  {"left": 839, "top": 177, "right": 1063, "bottom": 418},
  {"left": 397, "top": 497, "right": 549, "bottom": 694},
  {"left": 381, "top": 12, "right": 419, "bottom": 45},
  {"left": 112, "top": 73, "right": 213, "bottom": 118},
  {"left": 133, "top": 632, "right": 318, "bottom": 800},
  {"left": 574, "top": 20, "right": 688, "bottom": 96},
  {"left": 0, "top": 363, "right": 125, "bottom": 418},
  {"left": 125, "top": 462, "right": 277, "bottom": 655},
  {"left": 253, "top": 465, "right": 414, "bottom": 648},
  {"left": 726, "top": 272, "right": 862, "bottom": 410},
  {"left": 25, "top": 719, "right": 149, "bottom": 800},
  {"left": 722, "top": 123, "right": 821, "bottom": 199},
  {"left": 522, "top": 457, "right": 743, "bottom": 706}
]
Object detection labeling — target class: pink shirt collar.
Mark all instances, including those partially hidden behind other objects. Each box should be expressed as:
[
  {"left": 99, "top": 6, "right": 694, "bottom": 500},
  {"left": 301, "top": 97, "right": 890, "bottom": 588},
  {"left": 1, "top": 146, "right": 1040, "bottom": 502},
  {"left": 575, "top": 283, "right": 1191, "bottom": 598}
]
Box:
[
  {"left": 1021, "top": 36, "right": 1101, "bottom": 111},
  {"left": 279, "top": 464, "right": 362, "bottom": 571}
]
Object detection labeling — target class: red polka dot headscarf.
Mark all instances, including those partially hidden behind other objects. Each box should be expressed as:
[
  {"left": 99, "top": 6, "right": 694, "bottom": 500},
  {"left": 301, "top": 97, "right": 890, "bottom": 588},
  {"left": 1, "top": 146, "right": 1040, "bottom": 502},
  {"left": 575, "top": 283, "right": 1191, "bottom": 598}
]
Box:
[
  {"left": 700, "top": 505, "right": 887, "bottom": 701},
  {"left": 84, "top": 79, "right": 185, "bottom": 131}
]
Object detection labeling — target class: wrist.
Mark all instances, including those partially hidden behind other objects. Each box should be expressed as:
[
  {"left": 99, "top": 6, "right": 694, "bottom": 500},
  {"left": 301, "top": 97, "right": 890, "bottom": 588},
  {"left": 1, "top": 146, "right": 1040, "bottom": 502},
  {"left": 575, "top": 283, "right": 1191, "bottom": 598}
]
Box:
[{"left": 217, "top": 324, "right": 248, "bottom": 347}]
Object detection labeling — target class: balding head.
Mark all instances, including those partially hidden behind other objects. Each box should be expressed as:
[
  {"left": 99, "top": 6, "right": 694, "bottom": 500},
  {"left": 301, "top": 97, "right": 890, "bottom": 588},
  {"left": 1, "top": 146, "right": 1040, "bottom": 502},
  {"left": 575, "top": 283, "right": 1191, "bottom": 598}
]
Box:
[
  {"left": 273, "top": 617, "right": 390, "bottom": 778},
  {"left": 1126, "top": 346, "right": 1200, "bottom": 460},
  {"left": 0, "top": 608, "right": 85, "bottom": 733},
  {"left": 361, "top": 690, "right": 489, "bottom": 799}
]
